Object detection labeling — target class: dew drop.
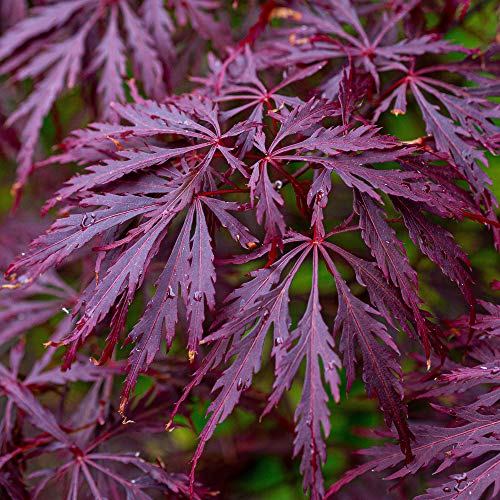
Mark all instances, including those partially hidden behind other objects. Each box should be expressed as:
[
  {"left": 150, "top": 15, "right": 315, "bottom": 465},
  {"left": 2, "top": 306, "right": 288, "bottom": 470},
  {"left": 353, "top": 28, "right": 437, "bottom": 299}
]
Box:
[
  {"left": 167, "top": 285, "right": 176, "bottom": 299},
  {"left": 262, "top": 309, "right": 270, "bottom": 319},
  {"left": 274, "top": 337, "right": 283, "bottom": 346},
  {"left": 80, "top": 212, "right": 97, "bottom": 230},
  {"left": 131, "top": 479, "right": 136, "bottom": 484},
  {"left": 402, "top": 182, "right": 412, "bottom": 190},
  {"left": 21, "top": 252, "right": 26, "bottom": 257},
  {"left": 61, "top": 307, "right": 71, "bottom": 315},
  {"left": 134, "top": 451, "right": 140, "bottom": 457},
  {"left": 274, "top": 180, "right": 283, "bottom": 190},
  {"left": 193, "top": 290, "right": 203, "bottom": 302},
  {"left": 491, "top": 367, "right": 499, "bottom": 374},
  {"left": 443, "top": 487, "right": 451, "bottom": 492},
  {"left": 237, "top": 378, "right": 244, "bottom": 391},
  {"left": 480, "top": 366, "right": 488, "bottom": 370}
]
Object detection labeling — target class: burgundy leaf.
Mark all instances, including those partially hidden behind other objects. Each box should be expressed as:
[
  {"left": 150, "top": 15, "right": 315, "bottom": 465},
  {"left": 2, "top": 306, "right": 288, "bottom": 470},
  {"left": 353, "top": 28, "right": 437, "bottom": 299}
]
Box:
[
  {"left": 394, "top": 198, "right": 473, "bottom": 304},
  {"left": 320, "top": 246, "right": 413, "bottom": 461},
  {"left": 265, "top": 247, "right": 341, "bottom": 498}
]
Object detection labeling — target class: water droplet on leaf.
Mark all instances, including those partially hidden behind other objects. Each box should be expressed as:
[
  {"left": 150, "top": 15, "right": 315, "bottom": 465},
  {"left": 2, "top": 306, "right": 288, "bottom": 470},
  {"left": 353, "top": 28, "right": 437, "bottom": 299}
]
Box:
[{"left": 80, "top": 212, "right": 96, "bottom": 230}]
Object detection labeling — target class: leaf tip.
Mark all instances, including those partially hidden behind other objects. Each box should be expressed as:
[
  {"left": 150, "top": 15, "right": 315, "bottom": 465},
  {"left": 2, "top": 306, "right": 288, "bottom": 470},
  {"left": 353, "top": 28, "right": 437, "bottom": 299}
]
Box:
[
  {"left": 271, "top": 7, "right": 303, "bottom": 21},
  {"left": 43, "top": 340, "right": 62, "bottom": 348}
]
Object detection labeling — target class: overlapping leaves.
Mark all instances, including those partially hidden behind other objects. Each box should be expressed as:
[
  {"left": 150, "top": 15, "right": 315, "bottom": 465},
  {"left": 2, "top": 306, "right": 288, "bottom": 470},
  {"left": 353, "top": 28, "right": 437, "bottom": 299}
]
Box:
[
  {"left": 0, "top": 0, "right": 227, "bottom": 195},
  {"left": 1, "top": 1, "right": 499, "bottom": 498},
  {"left": 6, "top": 87, "right": 488, "bottom": 496}
]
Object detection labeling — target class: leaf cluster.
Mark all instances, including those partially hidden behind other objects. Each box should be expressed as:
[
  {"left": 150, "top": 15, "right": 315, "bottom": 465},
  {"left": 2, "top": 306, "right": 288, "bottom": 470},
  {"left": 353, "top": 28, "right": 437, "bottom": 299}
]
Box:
[{"left": 0, "top": 1, "right": 498, "bottom": 499}]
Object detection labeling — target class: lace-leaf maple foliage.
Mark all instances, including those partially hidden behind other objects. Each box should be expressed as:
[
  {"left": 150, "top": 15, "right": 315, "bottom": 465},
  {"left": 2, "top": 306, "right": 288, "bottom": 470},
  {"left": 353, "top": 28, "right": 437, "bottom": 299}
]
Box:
[
  {"left": 0, "top": 0, "right": 229, "bottom": 200},
  {"left": 1, "top": 1, "right": 499, "bottom": 499},
  {"left": 326, "top": 315, "right": 500, "bottom": 500}
]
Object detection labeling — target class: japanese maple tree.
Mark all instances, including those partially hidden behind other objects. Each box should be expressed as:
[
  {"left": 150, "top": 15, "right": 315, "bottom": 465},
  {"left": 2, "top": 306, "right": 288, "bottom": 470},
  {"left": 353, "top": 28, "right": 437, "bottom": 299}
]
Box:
[{"left": 0, "top": 1, "right": 498, "bottom": 499}]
